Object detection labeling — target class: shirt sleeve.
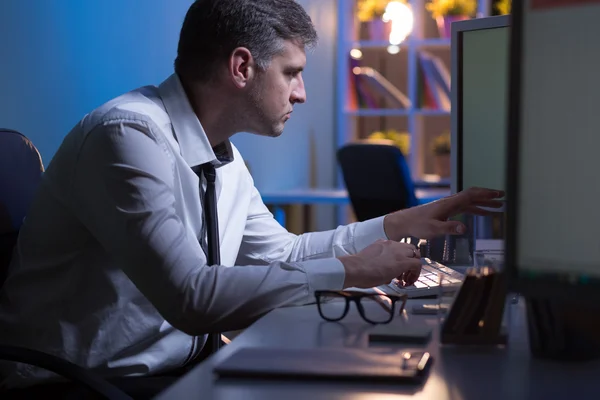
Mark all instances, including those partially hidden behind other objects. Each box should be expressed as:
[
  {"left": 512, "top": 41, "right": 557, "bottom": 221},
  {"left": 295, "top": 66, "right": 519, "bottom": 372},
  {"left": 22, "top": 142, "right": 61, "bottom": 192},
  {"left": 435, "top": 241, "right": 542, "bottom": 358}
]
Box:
[
  {"left": 71, "top": 119, "right": 352, "bottom": 335},
  {"left": 236, "top": 185, "right": 389, "bottom": 265}
]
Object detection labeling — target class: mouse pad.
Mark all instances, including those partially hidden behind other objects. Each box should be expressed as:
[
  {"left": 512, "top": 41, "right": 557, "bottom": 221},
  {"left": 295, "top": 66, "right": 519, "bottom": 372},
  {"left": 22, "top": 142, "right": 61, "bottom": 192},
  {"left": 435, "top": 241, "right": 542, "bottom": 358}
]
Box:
[{"left": 213, "top": 347, "right": 432, "bottom": 383}]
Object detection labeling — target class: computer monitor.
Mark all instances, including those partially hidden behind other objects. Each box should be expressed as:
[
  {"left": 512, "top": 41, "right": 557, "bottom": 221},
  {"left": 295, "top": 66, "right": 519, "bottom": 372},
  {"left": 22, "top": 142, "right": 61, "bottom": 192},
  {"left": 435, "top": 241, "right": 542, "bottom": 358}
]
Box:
[
  {"left": 450, "top": 16, "right": 510, "bottom": 196},
  {"left": 507, "top": 0, "right": 600, "bottom": 301}
]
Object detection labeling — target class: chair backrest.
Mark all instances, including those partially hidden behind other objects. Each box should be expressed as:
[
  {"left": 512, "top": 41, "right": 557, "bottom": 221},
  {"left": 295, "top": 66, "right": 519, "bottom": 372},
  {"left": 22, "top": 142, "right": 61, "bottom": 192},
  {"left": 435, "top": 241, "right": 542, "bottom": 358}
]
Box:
[
  {"left": 0, "top": 131, "right": 132, "bottom": 398},
  {"left": 0, "top": 129, "right": 44, "bottom": 286},
  {"left": 337, "top": 142, "right": 418, "bottom": 222}
]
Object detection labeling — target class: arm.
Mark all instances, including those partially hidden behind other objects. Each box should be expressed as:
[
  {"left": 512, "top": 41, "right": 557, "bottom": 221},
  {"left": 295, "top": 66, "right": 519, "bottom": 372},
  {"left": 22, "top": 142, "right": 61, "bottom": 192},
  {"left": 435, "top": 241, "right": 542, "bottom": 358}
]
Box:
[
  {"left": 71, "top": 120, "right": 345, "bottom": 335},
  {"left": 234, "top": 185, "right": 424, "bottom": 288},
  {"left": 236, "top": 185, "right": 389, "bottom": 266}
]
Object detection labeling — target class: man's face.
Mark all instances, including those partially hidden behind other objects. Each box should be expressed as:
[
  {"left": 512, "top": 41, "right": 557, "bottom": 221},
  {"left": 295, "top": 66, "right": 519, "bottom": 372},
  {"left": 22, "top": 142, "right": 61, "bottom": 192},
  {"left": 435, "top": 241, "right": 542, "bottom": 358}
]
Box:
[{"left": 246, "top": 40, "right": 307, "bottom": 137}]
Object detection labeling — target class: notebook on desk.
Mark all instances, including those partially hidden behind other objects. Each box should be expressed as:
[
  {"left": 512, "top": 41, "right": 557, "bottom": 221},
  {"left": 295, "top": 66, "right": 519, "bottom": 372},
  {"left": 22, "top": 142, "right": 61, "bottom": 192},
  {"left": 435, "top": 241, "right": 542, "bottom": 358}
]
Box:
[{"left": 213, "top": 347, "right": 432, "bottom": 383}]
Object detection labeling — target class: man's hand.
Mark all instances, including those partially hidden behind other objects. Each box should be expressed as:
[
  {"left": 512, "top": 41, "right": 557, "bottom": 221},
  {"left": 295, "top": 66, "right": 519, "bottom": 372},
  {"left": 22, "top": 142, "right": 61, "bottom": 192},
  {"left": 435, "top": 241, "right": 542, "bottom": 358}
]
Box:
[
  {"left": 338, "top": 239, "right": 422, "bottom": 289},
  {"left": 383, "top": 187, "right": 505, "bottom": 241}
]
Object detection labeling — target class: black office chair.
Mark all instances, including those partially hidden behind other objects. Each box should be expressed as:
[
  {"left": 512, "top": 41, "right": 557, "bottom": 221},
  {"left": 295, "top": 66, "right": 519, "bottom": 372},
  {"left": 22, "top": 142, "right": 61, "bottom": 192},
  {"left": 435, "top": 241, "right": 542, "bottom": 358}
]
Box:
[
  {"left": 337, "top": 142, "right": 419, "bottom": 222},
  {"left": 0, "top": 128, "right": 44, "bottom": 287},
  {"left": 0, "top": 128, "right": 132, "bottom": 399},
  {"left": 337, "top": 142, "right": 463, "bottom": 264}
]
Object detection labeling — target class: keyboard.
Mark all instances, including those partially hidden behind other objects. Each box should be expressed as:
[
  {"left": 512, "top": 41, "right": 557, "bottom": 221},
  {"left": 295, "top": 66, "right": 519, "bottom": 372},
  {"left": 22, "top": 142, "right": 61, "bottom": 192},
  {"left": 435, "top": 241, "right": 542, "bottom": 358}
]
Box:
[{"left": 385, "top": 258, "right": 464, "bottom": 298}]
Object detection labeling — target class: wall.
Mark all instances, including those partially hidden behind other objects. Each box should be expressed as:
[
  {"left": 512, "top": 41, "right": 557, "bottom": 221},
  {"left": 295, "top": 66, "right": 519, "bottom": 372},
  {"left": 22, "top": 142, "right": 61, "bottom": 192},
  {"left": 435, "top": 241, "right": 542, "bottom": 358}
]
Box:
[
  {"left": 0, "top": 0, "right": 337, "bottom": 229},
  {"left": 0, "top": 0, "right": 186, "bottom": 163}
]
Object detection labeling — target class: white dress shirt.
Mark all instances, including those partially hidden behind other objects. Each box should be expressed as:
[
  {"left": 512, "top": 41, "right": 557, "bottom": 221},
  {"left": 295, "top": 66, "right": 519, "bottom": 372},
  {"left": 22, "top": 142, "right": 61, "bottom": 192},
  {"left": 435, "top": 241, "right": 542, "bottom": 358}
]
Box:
[{"left": 0, "top": 74, "right": 387, "bottom": 387}]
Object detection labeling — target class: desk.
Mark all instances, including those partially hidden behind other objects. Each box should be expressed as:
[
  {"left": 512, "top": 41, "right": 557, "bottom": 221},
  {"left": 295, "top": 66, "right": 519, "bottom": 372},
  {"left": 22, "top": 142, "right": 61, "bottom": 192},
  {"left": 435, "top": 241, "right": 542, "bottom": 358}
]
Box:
[
  {"left": 155, "top": 299, "right": 600, "bottom": 399},
  {"left": 261, "top": 188, "right": 451, "bottom": 227}
]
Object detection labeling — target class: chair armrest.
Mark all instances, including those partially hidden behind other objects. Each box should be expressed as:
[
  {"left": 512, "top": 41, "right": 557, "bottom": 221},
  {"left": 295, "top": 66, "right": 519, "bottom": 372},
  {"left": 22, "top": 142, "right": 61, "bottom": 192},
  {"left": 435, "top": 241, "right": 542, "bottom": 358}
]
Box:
[{"left": 0, "top": 345, "right": 132, "bottom": 400}]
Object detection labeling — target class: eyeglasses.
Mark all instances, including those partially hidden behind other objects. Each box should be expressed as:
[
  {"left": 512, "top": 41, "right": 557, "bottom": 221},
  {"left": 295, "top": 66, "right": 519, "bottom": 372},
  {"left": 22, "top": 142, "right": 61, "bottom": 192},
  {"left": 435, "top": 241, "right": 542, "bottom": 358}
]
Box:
[{"left": 314, "top": 290, "right": 408, "bottom": 324}]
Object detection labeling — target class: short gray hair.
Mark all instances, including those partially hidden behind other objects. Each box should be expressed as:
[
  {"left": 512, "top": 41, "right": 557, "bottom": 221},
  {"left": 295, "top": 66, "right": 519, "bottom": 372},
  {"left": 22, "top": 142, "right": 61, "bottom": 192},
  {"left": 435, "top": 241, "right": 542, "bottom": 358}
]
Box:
[{"left": 175, "top": 0, "right": 318, "bottom": 82}]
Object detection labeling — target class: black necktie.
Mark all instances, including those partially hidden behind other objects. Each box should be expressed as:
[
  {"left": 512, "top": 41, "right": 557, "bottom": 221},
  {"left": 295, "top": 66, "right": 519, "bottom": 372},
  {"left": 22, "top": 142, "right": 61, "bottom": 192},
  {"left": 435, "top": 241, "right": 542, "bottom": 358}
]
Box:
[
  {"left": 193, "top": 162, "right": 221, "bottom": 354},
  {"left": 202, "top": 163, "right": 220, "bottom": 267}
]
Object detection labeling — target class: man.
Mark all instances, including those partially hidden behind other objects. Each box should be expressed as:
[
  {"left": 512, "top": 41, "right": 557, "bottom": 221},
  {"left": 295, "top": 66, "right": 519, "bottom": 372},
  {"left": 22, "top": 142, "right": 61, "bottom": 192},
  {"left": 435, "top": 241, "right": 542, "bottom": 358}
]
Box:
[{"left": 0, "top": 0, "right": 503, "bottom": 395}]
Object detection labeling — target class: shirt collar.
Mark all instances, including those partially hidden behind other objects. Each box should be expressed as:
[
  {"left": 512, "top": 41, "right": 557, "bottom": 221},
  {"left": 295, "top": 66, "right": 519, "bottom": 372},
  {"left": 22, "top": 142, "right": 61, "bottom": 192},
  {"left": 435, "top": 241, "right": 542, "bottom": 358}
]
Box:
[{"left": 157, "top": 73, "right": 233, "bottom": 168}]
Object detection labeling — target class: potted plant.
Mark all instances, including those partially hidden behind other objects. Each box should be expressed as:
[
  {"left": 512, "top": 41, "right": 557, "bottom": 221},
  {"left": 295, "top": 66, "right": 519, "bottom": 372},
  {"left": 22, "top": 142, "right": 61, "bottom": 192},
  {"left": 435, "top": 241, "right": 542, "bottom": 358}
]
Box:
[
  {"left": 425, "top": 0, "right": 477, "bottom": 39},
  {"left": 357, "top": 0, "right": 392, "bottom": 41},
  {"left": 432, "top": 131, "right": 451, "bottom": 178},
  {"left": 368, "top": 129, "right": 411, "bottom": 156},
  {"left": 496, "top": 0, "right": 511, "bottom": 15}
]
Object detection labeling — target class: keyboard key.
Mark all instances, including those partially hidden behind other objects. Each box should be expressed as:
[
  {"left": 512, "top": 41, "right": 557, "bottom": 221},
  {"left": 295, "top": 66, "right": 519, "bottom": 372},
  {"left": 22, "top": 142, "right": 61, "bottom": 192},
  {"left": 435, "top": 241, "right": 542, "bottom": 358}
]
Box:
[{"left": 385, "top": 260, "right": 465, "bottom": 298}]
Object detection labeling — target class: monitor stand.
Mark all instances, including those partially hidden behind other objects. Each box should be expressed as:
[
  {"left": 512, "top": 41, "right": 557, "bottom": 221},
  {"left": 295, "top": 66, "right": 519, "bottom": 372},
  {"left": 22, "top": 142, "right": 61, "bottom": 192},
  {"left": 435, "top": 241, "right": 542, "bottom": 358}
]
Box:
[{"left": 526, "top": 298, "right": 600, "bottom": 361}]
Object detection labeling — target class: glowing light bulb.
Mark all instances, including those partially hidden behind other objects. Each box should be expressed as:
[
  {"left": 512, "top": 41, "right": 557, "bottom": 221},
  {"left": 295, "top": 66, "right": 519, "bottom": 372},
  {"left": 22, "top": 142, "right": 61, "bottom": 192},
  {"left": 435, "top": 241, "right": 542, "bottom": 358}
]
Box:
[
  {"left": 383, "top": 1, "right": 414, "bottom": 47},
  {"left": 387, "top": 45, "right": 400, "bottom": 55},
  {"left": 349, "top": 48, "right": 363, "bottom": 59}
]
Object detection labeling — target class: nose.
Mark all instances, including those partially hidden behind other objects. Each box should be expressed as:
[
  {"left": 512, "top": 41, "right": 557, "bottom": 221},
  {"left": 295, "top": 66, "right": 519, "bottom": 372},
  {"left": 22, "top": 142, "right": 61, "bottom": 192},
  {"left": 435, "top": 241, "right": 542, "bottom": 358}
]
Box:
[{"left": 290, "top": 74, "right": 306, "bottom": 104}]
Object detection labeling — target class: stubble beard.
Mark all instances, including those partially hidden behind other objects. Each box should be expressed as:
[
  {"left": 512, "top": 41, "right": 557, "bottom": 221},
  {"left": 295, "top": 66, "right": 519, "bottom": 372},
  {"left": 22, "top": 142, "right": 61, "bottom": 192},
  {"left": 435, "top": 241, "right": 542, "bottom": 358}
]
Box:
[{"left": 247, "top": 80, "right": 283, "bottom": 138}]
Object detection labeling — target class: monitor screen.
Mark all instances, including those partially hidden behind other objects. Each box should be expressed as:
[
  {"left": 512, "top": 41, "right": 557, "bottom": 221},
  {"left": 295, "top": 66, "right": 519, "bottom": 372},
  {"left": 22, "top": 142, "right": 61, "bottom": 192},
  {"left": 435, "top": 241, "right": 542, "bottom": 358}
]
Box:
[
  {"left": 451, "top": 16, "right": 510, "bottom": 197},
  {"left": 508, "top": 0, "right": 600, "bottom": 288},
  {"left": 460, "top": 27, "right": 509, "bottom": 194}
]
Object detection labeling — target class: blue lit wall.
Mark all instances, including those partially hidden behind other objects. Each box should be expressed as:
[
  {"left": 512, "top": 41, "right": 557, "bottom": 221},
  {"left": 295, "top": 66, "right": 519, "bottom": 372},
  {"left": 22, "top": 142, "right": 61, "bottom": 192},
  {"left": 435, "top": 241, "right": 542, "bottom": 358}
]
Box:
[
  {"left": 0, "top": 0, "right": 337, "bottom": 201},
  {"left": 0, "top": 0, "right": 186, "bottom": 165}
]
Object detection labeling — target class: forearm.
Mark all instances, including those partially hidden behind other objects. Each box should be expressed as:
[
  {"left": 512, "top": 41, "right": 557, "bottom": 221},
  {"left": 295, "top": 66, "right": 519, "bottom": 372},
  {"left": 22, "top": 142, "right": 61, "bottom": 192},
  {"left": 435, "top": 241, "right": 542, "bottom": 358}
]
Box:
[
  {"left": 172, "top": 258, "right": 344, "bottom": 334},
  {"left": 285, "top": 216, "right": 389, "bottom": 262}
]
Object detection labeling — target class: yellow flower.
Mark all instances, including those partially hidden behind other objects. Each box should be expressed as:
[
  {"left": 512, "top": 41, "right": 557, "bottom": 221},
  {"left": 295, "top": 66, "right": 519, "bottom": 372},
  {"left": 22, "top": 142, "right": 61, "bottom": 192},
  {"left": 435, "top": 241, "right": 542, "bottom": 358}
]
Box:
[
  {"left": 425, "top": 0, "right": 477, "bottom": 19},
  {"left": 357, "top": 0, "right": 406, "bottom": 22},
  {"left": 368, "top": 129, "right": 411, "bottom": 155},
  {"left": 496, "top": 0, "right": 511, "bottom": 15}
]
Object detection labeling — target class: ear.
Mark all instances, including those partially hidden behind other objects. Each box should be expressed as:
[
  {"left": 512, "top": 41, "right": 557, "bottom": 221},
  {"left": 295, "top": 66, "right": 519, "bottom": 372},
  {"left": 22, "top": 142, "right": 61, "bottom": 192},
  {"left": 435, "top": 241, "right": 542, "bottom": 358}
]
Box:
[{"left": 228, "top": 47, "right": 255, "bottom": 89}]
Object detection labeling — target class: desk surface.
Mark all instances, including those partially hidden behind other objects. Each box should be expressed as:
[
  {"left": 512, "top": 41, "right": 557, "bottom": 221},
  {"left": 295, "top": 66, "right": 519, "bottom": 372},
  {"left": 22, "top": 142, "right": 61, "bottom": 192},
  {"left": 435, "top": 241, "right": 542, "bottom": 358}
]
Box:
[
  {"left": 260, "top": 188, "right": 451, "bottom": 205},
  {"left": 155, "top": 299, "right": 600, "bottom": 399}
]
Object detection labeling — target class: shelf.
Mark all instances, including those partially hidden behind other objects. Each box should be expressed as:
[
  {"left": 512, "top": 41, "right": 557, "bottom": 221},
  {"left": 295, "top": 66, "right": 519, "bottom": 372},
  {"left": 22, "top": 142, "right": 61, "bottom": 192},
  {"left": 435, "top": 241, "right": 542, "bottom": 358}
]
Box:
[
  {"left": 415, "top": 38, "right": 451, "bottom": 49},
  {"left": 349, "top": 40, "right": 409, "bottom": 49},
  {"left": 415, "top": 109, "right": 451, "bottom": 116},
  {"left": 347, "top": 38, "right": 450, "bottom": 50},
  {"left": 336, "top": 1, "right": 490, "bottom": 227},
  {"left": 344, "top": 109, "right": 450, "bottom": 117},
  {"left": 345, "top": 108, "right": 409, "bottom": 117}
]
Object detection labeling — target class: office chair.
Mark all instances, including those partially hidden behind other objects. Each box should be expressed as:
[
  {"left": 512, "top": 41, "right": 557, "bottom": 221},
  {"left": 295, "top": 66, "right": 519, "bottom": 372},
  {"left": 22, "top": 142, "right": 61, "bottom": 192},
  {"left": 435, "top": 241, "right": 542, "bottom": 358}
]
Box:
[
  {"left": 337, "top": 142, "right": 418, "bottom": 222},
  {"left": 0, "top": 129, "right": 132, "bottom": 399},
  {"left": 0, "top": 128, "right": 44, "bottom": 287},
  {"left": 337, "top": 142, "right": 460, "bottom": 264}
]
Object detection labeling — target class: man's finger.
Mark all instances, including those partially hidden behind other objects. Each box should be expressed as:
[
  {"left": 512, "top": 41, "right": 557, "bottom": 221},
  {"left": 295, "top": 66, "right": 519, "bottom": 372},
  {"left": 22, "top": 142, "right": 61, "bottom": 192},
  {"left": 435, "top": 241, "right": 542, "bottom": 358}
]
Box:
[
  {"left": 403, "top": 272, "right": 418, "bottom": 286},
  {"left": 434, "top": 220, "right": 467, "bottom": 235},
  {"left": 434, "top": 188, "right": 499, "bottom": 215},
  {"left": 401, "top": 244, "right": 420, "bottom": 259},
  {"left": 470, "top": 200, "right": 504, "bottom": 208},
  {"left": 465, "top": 187, "right": 505, "bottom": 199},
  {"left": 463, "top": 206, "right": 504, "bottom": 216},
  {"left": 401, "top": 263, "right": 422, "bottom": 286}
]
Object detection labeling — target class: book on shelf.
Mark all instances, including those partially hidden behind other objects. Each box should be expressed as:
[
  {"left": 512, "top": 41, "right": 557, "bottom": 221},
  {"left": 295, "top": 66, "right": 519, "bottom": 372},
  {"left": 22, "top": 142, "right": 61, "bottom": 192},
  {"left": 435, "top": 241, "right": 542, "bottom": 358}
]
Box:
[
  {"left": 348, "top": 57, "right": 411, "bottom": 110},
  {"left": 417, "top": 62, "right": 438, "bottom": 110},
  {"left": 418, "top": 51, "right": 451, "bottom": 111},
  {"left": 347, "top": 58, "right": 359, "bottom": 110},
  {"left": 349, "top": 57, "right": 377, "bottom": 108}
]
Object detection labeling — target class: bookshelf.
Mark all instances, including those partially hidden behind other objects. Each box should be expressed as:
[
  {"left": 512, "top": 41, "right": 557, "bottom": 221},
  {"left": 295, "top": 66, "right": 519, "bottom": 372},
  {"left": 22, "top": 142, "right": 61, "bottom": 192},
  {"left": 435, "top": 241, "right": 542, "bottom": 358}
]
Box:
[{"left": 335, "top": 0, "right": 492, "bottom": 186}]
